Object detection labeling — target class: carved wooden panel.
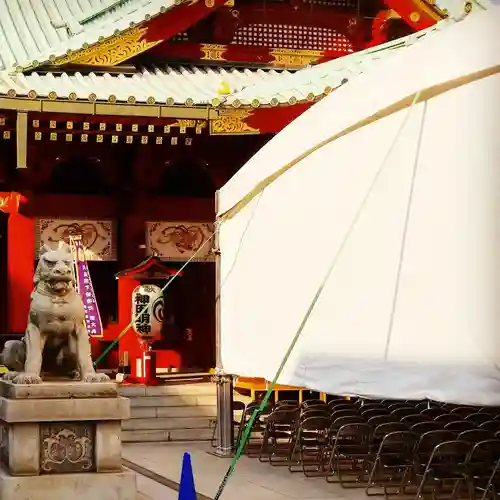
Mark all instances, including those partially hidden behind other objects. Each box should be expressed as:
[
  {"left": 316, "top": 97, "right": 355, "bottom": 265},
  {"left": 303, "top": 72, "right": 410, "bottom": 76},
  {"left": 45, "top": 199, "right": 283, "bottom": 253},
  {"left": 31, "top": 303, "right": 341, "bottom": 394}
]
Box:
[
  {"left": 40, "top": 422, "right": 95, "bottom": 474},
  {"left": 35, "top": 219, "right": 115, "bottom": 261},
  {"left": 146, "top": 221, "right": 215, "bottom": 262}
]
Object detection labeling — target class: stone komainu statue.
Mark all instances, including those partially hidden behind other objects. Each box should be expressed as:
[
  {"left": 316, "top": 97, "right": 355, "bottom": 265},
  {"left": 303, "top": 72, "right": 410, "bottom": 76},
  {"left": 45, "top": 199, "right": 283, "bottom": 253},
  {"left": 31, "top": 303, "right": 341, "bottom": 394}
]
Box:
[{"left": 1, "top": 243, "right": 109, "bottom": 384}]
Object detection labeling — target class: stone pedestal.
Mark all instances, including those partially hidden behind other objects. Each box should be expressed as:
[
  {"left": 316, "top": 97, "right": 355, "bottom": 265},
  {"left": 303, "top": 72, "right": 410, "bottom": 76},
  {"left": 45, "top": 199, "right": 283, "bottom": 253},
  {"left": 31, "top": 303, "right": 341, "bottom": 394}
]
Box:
[{"left": 0, "top": 380, "right": 136, "bottom": 500}]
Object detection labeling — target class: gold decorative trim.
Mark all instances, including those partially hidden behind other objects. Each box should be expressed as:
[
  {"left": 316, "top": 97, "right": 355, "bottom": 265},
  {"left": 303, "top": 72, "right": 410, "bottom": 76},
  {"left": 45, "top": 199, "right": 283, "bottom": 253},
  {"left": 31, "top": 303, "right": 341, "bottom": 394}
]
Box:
[
  {"left": 54, "top": 26, "right": 162, "bottom": 67},
  {"left": 411, "top": 0, "right": 447, "bottom": 20},
  {"left": 410, "top": 11, "right": 421, "bottom": 22},
  {"left": 171, "top": 119, "right": 197, "bottom": 129},
  {"left": 270, "top": 49, "right": 322, "bottom": 69},
  {"left": 200, "top": 44, "right": 227, "bottom": 61},
  {"left": 210, "top": 109, "right": 259, "bottom": 135}
]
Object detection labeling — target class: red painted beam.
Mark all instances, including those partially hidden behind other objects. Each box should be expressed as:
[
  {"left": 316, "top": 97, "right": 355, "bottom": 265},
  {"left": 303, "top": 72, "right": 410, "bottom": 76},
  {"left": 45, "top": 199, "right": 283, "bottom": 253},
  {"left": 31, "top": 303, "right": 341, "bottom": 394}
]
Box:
[
  {"left": 142, "top": 0, "right": 228, "bottom": 43},
  {"left": 147, "top": 41, "right": 352, "bottom": 67},
  {"left": 247, "top": 103, "right": 314, "bottom": 134}
]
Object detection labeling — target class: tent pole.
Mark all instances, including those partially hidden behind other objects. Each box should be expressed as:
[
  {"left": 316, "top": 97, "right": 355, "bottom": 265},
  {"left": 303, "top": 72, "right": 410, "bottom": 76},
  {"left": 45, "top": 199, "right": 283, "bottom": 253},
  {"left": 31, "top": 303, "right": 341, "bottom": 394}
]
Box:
[{"left": 212, "top": 189, "right": 234, "bottom": 458}]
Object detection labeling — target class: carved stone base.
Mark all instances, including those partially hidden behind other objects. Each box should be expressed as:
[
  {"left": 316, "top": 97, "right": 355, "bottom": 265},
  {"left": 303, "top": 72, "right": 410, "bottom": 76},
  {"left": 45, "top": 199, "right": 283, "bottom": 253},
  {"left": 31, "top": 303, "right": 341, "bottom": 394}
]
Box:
[
  {"left": 0, "top": 380, "right": 135, "bottom": 499},
  {"left": 0, "top": 466, "right": 136, "bottom": 500}
]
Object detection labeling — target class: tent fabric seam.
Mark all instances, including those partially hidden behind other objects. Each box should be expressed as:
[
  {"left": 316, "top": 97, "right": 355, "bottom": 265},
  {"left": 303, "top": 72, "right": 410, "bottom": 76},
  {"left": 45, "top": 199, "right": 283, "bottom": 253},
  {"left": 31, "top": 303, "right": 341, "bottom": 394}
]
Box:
[{"left": 217, "top": 63, "right": 500, "bottom": 222}]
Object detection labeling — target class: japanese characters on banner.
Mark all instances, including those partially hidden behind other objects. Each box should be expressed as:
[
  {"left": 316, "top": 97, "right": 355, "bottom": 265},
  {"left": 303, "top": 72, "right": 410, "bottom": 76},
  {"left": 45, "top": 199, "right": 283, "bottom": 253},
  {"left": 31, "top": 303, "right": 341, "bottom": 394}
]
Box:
[
  {"left": 71, "top": 237, "right": 103, "bottom": 338},
  {"left": 35, "top": 219, "right": 115, "bottom": 261},
  {"left": 145, "top": 221, "right": 215, "bottom": 261},
  {"left": 132, "top": 285, "right": 164, "bottom": 338}
]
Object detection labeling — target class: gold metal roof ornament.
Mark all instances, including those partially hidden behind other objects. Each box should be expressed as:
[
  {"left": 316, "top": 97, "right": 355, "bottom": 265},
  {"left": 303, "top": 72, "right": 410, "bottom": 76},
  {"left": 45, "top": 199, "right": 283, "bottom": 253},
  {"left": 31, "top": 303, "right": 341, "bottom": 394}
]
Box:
[
  {"left": 53, "top": 26, "right": 162, "bottom": 67},
  {"left": 210, "top": 109, "right": 259, "bottom": 135}
]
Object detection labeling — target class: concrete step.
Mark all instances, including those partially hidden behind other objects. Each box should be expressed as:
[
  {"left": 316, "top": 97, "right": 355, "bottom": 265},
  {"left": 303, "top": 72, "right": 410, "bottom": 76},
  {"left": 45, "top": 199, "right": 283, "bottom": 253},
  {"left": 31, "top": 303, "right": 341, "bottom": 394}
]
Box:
[
  {"left": 122, "top": 428, "right": 213, "bottom": 443},
  {"left": 119, "top": 384, "right": 252, "bottom": 443},
  {"left": 128, "top": 395, "right": 217, "bottom": 408},
  {"left": 130, "top": 405, "right": 217, "bottom": 419},
  {"left": 119, "top": 383, "right": 216, "bottom": 398},
  {"left": 123, "top": 416, "right": 214, "bottom": 431}
]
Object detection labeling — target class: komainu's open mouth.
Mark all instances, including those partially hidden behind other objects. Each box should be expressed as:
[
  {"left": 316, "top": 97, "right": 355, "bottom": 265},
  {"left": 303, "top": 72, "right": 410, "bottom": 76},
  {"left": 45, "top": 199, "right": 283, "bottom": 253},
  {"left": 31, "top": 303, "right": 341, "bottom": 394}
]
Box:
[{"left": 49, "top": 276, "right": 72, "bottom": 291}]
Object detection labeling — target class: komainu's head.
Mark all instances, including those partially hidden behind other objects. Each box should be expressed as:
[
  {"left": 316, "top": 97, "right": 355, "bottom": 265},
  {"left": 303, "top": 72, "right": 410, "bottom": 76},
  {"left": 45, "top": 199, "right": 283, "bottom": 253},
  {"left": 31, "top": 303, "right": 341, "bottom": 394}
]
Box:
[{"left": 35, "top": 243, "right": 75, "bottom": 294}]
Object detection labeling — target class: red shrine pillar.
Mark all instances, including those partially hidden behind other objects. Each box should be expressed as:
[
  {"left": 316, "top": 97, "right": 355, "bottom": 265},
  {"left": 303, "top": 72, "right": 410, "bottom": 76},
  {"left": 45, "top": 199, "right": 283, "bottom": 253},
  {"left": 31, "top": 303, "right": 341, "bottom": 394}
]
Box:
[{"left": 7, "top": 214, "right": 34, "bottom": 333}]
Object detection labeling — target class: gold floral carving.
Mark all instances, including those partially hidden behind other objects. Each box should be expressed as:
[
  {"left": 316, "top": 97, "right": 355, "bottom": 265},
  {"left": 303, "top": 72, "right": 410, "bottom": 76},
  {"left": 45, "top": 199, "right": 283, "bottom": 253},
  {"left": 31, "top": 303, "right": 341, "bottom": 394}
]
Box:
[
  {"left": 54, "top": 27, "right": 162, "bottom": 67},
  {"left": 270, "top": 49, "right": 322, "bottom": 68},
  {"left": 210, "top": 109, "right": 259, "bottom": 135},
  {"left": 200, "top": 44, "right": 227, "bottom": 61}
]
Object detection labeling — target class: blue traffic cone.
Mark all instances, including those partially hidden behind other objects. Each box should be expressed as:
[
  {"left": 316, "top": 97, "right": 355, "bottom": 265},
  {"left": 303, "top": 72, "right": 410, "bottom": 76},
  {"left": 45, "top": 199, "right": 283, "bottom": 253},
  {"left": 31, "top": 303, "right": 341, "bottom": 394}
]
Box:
[{"left": 178, "top": 452, "right": 197, "bottom": 500}]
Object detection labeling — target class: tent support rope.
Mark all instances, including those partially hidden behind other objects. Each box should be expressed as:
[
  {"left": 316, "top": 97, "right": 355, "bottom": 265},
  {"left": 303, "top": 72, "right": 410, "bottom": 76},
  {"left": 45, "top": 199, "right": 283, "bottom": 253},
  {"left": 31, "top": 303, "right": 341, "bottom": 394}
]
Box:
[
  {"left": 384, "top": 99, "right": 427, "bottom": 359},
  {"left": 213, "top": 89, "right": 422, "bottom": 499}
]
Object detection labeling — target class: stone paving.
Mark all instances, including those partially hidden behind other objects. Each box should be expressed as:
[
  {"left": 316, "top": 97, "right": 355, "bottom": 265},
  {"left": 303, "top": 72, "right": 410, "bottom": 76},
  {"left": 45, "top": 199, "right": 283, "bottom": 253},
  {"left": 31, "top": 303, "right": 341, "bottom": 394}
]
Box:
[{"left": 124, "top": 442, "right": 366, "bottom": 500}]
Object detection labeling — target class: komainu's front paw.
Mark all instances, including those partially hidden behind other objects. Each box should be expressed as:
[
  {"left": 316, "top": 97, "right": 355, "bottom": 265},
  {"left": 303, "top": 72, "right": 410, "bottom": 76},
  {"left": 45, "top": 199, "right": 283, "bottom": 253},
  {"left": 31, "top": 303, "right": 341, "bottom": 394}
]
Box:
[
  {"left": 2, "top": 371, "right": 18, "bottom": 381},
  {"left": 12, "top": 373, "right": 42, "bottom": 385},
  {"left": 82, "top": 372, "right": 110, "bottom": 383}
]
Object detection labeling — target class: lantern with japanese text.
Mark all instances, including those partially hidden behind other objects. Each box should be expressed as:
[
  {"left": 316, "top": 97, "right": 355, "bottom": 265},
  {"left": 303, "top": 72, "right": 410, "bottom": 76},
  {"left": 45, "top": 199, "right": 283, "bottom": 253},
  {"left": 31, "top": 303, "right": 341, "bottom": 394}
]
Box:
[
  {"left": 131, "top": 284, "right": 164, "bottom": 385},
  {"left": 132, "top": 284, "right": 164, "bottom": 338}
]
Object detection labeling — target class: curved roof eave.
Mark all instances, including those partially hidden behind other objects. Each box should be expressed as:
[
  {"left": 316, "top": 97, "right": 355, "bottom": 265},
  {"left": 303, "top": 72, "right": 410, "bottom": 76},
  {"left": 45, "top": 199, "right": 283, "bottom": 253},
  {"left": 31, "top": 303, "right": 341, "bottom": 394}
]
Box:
[
  {"left": 0, "top": 0, "right": 184, "bottom": 73},
  {"left": 0, "top": 19, "right": 452, "bottom": 112}
]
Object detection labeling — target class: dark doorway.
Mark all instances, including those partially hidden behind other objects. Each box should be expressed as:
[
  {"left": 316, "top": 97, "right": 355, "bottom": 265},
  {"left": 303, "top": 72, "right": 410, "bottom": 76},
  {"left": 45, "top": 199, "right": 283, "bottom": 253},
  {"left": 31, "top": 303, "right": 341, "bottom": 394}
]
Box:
[
  {"left": 156, "top": 160, "right": 215, "bottom": 198},
  {"left": 47, "top": 156, "right": 110, "bottom": 195},
  {"left": 152, "top": 262, "right": 215, "bottom": 371}
]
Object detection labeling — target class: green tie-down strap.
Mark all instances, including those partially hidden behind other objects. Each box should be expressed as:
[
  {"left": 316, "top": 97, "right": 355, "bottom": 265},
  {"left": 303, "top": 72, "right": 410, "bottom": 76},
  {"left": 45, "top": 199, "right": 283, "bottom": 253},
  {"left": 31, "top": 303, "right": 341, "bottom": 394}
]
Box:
[{"left": 93, "top": 233, "right": 216, "bottom": 368}]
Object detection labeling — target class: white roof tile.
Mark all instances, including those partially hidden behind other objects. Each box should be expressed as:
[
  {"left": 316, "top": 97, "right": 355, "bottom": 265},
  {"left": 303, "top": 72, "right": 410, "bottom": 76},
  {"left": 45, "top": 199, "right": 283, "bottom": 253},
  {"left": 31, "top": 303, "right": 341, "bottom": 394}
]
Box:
[
  {"left": 225, "top": 22, "right": 448, "bottom": 106},
  {"left": 0, "top": 0, "right": 178, "bottom": 71},
  {"left": 0, "top": 20, "right": 453, "bottom": 108},
  {"left": 0, "top": 65, "right": 295, "bottom": 104}
]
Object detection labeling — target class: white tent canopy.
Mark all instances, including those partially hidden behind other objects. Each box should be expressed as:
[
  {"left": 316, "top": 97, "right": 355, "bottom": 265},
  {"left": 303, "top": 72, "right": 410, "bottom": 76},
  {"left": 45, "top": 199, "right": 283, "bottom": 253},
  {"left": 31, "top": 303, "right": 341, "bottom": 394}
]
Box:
[{"left": 217, "top": 8, "right": 500, "bottom": 406}]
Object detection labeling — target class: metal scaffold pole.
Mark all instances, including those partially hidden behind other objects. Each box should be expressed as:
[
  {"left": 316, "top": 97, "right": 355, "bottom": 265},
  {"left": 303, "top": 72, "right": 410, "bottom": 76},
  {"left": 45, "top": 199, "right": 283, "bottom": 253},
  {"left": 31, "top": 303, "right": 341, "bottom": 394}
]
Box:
[{"left": 212, "top": 190, "right": 235, "bottom": 458}]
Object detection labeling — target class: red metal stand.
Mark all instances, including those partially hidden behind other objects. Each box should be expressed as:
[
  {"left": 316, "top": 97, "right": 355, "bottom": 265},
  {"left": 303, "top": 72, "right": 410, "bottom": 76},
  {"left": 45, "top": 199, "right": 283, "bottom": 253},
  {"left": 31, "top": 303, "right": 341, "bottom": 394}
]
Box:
[{"left": 125, "top": 339, "right": 163, "bottom": 386}]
